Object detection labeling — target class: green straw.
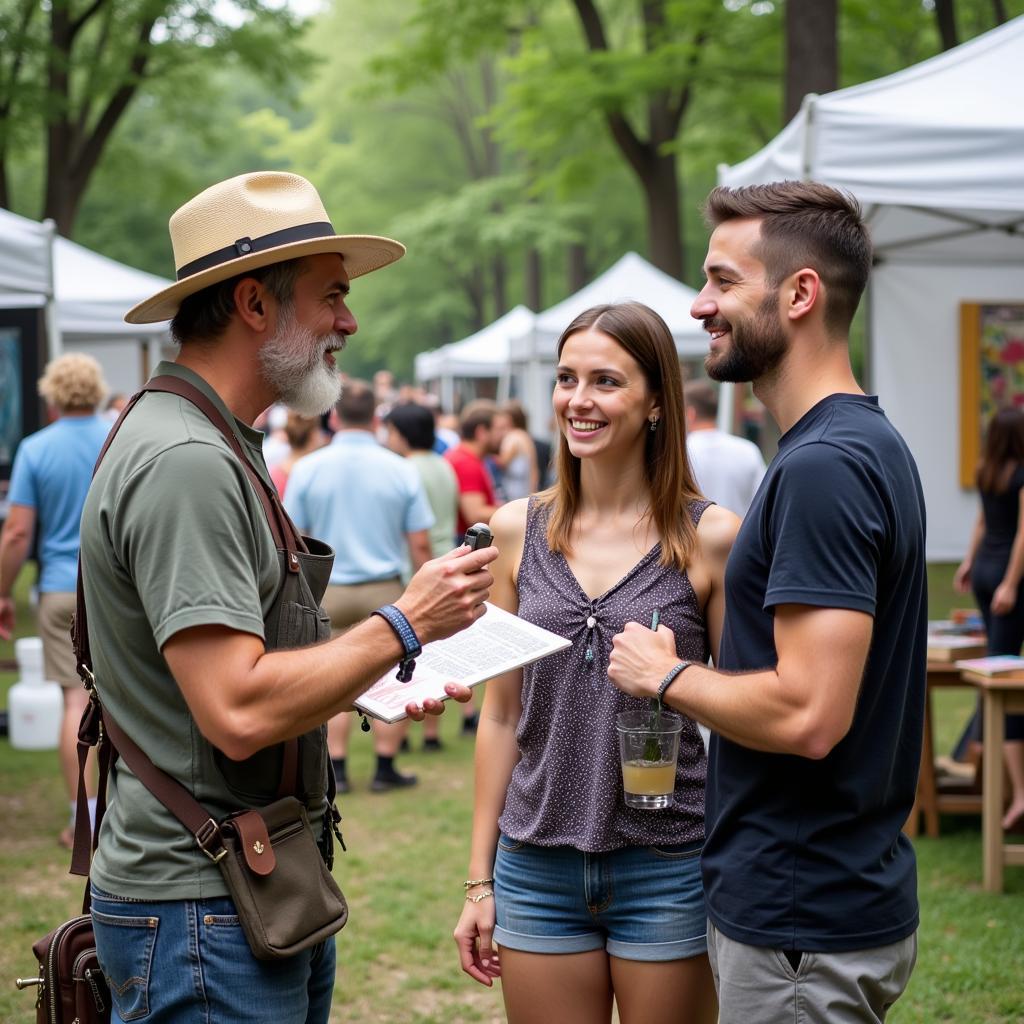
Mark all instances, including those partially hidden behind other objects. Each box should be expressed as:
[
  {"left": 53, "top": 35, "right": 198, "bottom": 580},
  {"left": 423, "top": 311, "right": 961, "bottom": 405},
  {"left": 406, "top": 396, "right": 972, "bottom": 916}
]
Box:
[{"left": 645, "top": 610, "right": 661, "bottom": 760}]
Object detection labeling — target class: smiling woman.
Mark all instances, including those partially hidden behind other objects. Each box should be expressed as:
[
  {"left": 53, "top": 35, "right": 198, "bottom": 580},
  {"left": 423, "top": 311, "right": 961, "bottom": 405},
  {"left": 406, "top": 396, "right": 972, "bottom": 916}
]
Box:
[{"left": 453, "top": 301, "right": 741, "bottom": 1024}]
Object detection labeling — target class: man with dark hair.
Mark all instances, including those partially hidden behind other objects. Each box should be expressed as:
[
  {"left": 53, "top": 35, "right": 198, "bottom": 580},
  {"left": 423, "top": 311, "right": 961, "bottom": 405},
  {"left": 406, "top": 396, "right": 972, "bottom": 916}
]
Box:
[
  {"left": 79, "top": 171, "right": 494, "bottom": 1021},
  {"left": 445, "top": 399, "right": 500, "bottom": 542},
  {"left": 609, "top": 180, "right": 925, "bottom": 1022},
  {"left": 384, "top": 403, "right": 459, "bottom": 559},
  {"left": 683, "top": 379, "right": 765, "bottom": 517},
  {"left": 285, "top": 380, "right": 435, "bottom": 792}
]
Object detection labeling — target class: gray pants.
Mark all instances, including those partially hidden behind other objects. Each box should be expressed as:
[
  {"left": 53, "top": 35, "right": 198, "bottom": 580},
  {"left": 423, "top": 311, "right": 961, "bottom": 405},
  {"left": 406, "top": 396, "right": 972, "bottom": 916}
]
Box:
[{"left": 708, "top": 920, "right": 917, "bottom": 1023}]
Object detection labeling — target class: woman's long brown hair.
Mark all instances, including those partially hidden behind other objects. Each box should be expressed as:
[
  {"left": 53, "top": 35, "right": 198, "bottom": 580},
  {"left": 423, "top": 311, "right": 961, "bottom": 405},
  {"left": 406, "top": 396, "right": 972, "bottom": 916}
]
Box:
[
  {"left": 537, "top": 302, "right": 703, "bottom": 571},
  {"left": 978, "top": 407, "right": 1024, "bottom": 494}
]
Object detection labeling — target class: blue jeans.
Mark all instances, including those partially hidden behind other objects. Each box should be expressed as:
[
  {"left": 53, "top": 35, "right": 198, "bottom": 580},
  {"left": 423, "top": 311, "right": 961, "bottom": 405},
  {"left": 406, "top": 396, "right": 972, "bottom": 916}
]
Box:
[{"left": 90, "top": 885, "right": 335, "bottom": 1023}]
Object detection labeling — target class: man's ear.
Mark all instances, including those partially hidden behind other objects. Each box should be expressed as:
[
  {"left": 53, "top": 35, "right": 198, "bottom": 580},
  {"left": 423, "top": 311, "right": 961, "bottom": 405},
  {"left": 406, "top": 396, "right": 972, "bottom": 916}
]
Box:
[
  {"left": 328, "top": 408, "right": 341, "bottom": 432},
  {"left": 234, "top": 277, "right": 271, "bottom": 332},
  {"left": 786, "top": 268, "right": 821, "bottom": 323}
]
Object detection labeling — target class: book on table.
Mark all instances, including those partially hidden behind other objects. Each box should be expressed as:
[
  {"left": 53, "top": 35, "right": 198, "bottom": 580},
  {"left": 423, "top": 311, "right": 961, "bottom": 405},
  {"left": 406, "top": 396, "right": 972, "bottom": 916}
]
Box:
[
  {"left": 927, "top": 635, "right": 988, "bottom": 662},
  {"left": 354, "top": 602, "right": 571, "bottom": 723},
  {"left": 953, "top": 654, "right": 1024, "bottom": 675}
]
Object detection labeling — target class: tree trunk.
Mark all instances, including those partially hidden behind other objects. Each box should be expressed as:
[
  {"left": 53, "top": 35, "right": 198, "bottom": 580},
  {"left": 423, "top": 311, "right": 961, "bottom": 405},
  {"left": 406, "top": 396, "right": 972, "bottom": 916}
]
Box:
[
  {"left": 992, "top": 0, "right": 1008, "bottom": 25},
  {"left": 43, "top": 1, "right": 154, "bottom": 234},
  {"left": 567, "top": 243, "right": 588, "bottom": 292},
  {"left": 466, "top": 266, "right": 486, "bottom": 331},
  {"left": 492, "top": 253, "right": 507, "bottom": 318},
  {"left": 525, "top": 248, "right": 542, "bottom": 311},
  {"left": 44, "top": 1, "right": 75, "bottom": 229},
  {"left": 934, "top": 0, "right": 959, "bottom": 50},
  {"left": 643, "top": 149, "right": 683, "bottom": 280},
  {"left": 784, "top": 0, "right": 838, "bottom": 123}
]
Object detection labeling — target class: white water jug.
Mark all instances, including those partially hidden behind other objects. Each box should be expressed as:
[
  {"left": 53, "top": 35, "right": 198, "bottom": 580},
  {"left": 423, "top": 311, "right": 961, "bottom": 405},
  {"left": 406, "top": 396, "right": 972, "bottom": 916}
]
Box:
[{"left": 8, "top": 637, "right": 62, "bottom": 750}]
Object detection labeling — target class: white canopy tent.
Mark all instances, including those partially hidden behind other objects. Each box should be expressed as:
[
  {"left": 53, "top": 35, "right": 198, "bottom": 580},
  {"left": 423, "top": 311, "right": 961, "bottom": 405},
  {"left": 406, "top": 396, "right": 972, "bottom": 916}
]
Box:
[
  {"left": 415, "top": 305, "right": 535, "bottom": 412},
  {"left": 718, "top": 15, "right": 1024, "bottom": 560},
  {"left": 0, "top": 213, "right": 172, "bottom": 395},
  {"left": 508, "top": 252, "right": 706, "bottom": 433}
]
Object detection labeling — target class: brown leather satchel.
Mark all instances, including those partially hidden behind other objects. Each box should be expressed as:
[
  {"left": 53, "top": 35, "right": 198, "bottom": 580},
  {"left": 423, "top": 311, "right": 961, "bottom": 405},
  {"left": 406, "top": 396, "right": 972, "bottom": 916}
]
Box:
[{"left": 16, "top": 915, "right": 109, "bottom": 1024}]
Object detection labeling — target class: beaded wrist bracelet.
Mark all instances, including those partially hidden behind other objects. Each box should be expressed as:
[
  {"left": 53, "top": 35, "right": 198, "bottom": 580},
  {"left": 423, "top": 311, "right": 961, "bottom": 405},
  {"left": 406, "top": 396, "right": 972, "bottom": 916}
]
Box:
[{"left": 372, "top": 604, "right": 422, "bottom": 682}]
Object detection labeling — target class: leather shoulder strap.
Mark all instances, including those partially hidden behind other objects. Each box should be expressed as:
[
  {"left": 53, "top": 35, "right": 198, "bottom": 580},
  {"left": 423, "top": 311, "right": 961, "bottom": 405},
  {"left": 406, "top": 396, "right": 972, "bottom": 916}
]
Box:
[{"left": 70, "top": 374, "right": 310, "bottom": 876}]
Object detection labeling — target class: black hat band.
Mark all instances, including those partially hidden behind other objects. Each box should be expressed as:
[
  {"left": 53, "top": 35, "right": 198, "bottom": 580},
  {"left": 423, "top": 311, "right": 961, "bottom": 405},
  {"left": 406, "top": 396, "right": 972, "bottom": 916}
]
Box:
[{"left": 176, "top": 220, "right": 337, "bottom": 281}]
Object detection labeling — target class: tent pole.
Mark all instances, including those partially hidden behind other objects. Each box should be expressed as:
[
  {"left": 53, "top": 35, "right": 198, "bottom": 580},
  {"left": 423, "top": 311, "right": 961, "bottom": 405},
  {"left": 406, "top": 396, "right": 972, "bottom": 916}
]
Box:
[
  {"left": 42, "top": 219, "right": 61, "bottom": 361},
  {"left": 717, "top": 382, "right": 736, "bottom": 434}
]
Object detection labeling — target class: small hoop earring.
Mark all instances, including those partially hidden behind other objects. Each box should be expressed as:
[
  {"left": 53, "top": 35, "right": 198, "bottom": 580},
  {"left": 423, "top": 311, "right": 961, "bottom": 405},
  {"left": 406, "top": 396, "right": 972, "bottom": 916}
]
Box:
[{"left": 649, "top": 417, "right": 659, "bottom": 432}]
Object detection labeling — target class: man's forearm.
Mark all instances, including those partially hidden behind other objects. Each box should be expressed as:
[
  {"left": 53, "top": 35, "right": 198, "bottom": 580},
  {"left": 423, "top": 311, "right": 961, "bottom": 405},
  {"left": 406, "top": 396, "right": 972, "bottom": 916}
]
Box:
[
  {"left": 167, "top": 615, "right": 410, "bottom": 761},
  {"left": 0, "top": 531, "right": 30, "bottom": 597},
  {"left": 661, "top": 662, "right": 819, "bottom": 756}
]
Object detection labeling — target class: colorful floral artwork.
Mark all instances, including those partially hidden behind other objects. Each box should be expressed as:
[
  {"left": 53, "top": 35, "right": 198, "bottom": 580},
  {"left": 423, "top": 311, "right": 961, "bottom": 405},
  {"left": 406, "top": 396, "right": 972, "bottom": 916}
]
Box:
[
  {"left": 979, "top": 305, "right": 1024, "bottom": 419},
  {"left": 960, "top": 303, "right": 1024, "bottom": 487}
]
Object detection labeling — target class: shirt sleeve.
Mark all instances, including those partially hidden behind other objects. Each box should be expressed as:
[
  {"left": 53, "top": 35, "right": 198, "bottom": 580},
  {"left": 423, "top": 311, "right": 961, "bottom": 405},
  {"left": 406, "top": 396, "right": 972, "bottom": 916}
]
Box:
[
  {"left": 6, "top": 443, "right": 37, "bottom": 509},
  {"left": 763, "top": 442, "right": 885, "bottom": 616},
  {"left": 404, "top": 471, "right": 436, "bottom": 534},
  {"left": 111, "top": 441, "right": 271, "bottom": 648}
]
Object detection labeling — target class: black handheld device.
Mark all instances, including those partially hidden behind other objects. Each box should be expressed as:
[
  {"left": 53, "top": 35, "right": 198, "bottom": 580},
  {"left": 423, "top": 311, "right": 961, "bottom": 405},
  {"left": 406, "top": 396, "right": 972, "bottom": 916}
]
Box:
[{"left": 464, "top": 523, "right": 493, "bottom": 550}]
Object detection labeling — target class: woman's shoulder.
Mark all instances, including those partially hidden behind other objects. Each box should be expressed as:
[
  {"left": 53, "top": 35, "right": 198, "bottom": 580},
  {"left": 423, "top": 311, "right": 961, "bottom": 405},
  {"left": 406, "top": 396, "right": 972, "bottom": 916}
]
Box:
[
  {"left": 695, "top": 502, "right": 741, "bottom": 561},
  {"left": 490, "top": 497, "right": 532, "bottom": 541}
]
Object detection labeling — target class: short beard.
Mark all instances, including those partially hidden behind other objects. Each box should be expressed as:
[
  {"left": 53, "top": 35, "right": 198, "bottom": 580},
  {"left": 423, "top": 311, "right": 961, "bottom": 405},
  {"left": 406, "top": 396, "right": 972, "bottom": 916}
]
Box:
[
  {"left": 258, "top": 305, "right": 344, "bottom": 416},
  {"left": 705, "top": 293, "right": 788, "bottom": 384}
]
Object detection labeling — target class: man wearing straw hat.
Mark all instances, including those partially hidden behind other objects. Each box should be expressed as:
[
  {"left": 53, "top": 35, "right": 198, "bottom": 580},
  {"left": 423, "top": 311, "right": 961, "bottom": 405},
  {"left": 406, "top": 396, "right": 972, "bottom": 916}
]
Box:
[{"left": 77, "top": 171, "right": 495, "bottom": 1022}]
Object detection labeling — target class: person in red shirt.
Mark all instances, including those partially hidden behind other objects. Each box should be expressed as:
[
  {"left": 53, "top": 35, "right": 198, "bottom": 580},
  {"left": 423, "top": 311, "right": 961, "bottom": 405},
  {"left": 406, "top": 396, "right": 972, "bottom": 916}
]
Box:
[{"left": 445, "top": 400, "right": 501, "bottom": 541}]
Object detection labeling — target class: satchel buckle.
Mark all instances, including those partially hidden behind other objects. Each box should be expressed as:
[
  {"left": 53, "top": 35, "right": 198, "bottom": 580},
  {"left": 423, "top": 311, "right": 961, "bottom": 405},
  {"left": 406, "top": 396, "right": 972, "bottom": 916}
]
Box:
[{"left": 195, "top": 818, "right": 227, "bottom": 863}]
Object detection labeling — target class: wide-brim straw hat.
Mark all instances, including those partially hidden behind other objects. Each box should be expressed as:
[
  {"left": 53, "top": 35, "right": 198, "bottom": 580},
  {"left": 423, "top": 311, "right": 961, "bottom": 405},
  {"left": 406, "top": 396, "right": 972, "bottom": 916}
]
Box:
[{"left": 125, "top": 171, "right": 405, "bottom": 324}]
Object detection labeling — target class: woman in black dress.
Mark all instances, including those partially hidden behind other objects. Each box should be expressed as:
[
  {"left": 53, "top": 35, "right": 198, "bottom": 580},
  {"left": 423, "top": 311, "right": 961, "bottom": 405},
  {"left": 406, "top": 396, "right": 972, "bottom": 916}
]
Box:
[{"left": 954, "top": 407, "right": 1024, "bottom": 830}]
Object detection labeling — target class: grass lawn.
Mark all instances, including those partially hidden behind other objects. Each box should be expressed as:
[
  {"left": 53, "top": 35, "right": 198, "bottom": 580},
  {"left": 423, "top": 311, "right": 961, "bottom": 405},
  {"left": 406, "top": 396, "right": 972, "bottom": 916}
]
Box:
[{"left": 1, "top": 563, "right": 1022, "bottom": 1022}]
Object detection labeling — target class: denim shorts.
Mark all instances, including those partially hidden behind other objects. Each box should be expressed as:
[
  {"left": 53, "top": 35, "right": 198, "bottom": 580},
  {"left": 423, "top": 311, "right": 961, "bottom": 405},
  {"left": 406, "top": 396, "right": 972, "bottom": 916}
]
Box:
[
  {"left": 89, "top": 885, "right": 335, "bottom": 1023},
  {"left": 493, "top": 834, "right": 707, "bottom": 962}
]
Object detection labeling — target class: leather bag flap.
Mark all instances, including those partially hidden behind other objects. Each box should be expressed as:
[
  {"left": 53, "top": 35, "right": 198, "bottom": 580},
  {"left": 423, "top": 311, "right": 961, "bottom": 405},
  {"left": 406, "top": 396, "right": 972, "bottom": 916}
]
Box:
[{"left": 233, "top": 810, "right": 276, "bottom": 876}]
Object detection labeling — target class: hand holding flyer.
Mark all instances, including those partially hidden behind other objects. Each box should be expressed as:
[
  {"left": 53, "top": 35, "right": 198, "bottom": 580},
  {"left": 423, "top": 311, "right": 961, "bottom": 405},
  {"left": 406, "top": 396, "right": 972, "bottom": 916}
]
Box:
[{"left": 355, "top": 602, "right": 570, "bottom": 723}]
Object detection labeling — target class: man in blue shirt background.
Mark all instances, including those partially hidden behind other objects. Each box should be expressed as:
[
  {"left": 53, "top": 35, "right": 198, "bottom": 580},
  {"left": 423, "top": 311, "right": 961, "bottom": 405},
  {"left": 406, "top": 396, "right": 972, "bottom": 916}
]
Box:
[
  {"left": 0, "top": 353, "right": 111, "bottom": 847},
  {"left": 286, "top": 379, "right": 435, "bottom": 792}
]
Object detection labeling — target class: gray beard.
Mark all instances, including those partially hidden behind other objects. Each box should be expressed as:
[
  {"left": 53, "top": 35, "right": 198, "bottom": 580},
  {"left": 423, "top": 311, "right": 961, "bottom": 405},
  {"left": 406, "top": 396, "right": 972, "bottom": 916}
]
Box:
[{"left": 259, "top": 313, "right": 343, "bottom": 416}]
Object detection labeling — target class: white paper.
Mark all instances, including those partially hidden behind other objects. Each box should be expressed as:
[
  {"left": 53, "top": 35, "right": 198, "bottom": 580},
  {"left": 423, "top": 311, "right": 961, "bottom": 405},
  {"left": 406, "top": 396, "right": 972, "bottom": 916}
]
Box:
[{"left": 354, "top": 602, "right": 571, "bottom": 723}]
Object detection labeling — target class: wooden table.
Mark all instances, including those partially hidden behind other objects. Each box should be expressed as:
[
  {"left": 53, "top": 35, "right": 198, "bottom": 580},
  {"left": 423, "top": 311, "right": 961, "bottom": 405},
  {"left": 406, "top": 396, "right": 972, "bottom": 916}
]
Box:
[
  {"left": 905, "top": 662, "right": 981, "bottom": 839},
  {"left": 961, "top": 669, "right": 1024, "bottom": 892}
]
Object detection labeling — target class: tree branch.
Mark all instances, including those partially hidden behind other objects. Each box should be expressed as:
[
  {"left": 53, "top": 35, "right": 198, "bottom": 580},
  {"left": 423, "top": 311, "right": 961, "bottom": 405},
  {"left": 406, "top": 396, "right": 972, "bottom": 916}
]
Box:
[
  {"left": 0, "top": 0, "right": 38, "bottom": 119},
  {"left": 70, "top": 17, "right": 156, "bottom": 190},
  {"left": 571, "top": 0, "right": 650, "bottom": 178},
  {"left": 69, "top": 0, "right": 110, "bottom": 41}
]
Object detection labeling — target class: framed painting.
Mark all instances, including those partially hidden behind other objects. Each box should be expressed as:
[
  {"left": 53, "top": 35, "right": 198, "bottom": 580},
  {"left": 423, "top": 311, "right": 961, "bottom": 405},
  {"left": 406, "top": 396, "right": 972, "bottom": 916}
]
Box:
[{"left": 959, "top": 302, "right": 1024, "bottom": 488}]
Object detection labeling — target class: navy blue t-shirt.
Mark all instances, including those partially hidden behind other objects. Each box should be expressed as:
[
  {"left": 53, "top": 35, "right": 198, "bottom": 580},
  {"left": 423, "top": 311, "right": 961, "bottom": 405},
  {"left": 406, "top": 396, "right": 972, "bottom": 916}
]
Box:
[{"left": 703, "top": 394, "right": 927, "bottom": 952}]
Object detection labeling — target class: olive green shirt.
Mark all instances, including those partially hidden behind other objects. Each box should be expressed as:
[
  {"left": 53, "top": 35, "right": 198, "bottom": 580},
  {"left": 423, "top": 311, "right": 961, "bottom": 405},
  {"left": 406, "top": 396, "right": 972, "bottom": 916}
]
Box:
[{"left": 81, "top": 362, "right": 288, "bottom": 900}]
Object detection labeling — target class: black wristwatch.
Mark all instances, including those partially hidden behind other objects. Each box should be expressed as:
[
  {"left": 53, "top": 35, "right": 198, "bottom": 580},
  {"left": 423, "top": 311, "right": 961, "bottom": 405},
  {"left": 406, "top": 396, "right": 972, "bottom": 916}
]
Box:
[{"left": 372, "top": 604, "right": 423, "bottom": 682}]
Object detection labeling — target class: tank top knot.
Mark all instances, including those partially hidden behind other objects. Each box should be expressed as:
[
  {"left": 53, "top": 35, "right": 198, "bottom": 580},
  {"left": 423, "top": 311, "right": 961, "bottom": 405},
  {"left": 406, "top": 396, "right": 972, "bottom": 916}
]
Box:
[{"left": 498, "top": 496, "right": 712, "bottom": 851}]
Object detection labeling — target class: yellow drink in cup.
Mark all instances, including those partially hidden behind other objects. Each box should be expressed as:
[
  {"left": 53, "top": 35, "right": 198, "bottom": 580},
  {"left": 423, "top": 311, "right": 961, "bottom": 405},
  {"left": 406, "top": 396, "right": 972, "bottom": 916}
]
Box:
[
  {"left": 622, "top": 760, "right": 677, "bottom": 796},
  {"left": 616, "top": 710, "right": 683, "bottom": 810}
]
